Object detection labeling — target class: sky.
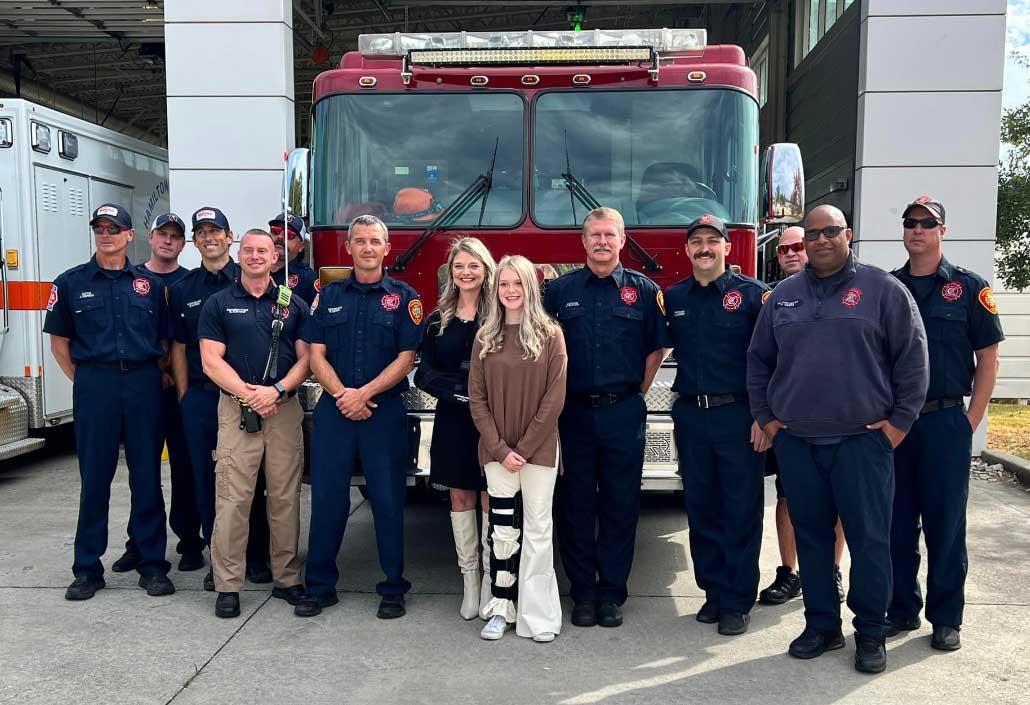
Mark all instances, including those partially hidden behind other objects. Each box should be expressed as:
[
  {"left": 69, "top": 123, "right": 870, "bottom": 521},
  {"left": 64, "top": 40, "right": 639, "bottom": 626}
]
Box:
[{"left": 1005, "top": 0, "right": 1030, "bottom": 110}]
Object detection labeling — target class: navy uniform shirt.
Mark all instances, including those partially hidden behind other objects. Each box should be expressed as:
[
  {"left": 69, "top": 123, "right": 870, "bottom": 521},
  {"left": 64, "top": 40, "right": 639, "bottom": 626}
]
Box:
[
  {"left": 197, "top": 279, "right": 309, "bottom": 385},
  {"left": 543, "top": 264, "right": 669, "bottom": 396},
  {"left": 892, "top": 257, "right": 1004, "bottom": 401},
  {"left": 168, "top": 260, "right": 241, "bottom": 387},
  {"left": 43, "top": 257, "right": 168, "bottom": 364},
  {"left": 143, "top": 264, "right": 190, "bottom": 289},
  {"left": 666, "top": 269, "right": 770, "bottom": 396},
  {"left": 273, "top": 257, "right": 318, "bottom": 306},
  {"left": 301, "top": 274, "right": 424, "bottom": 397}
]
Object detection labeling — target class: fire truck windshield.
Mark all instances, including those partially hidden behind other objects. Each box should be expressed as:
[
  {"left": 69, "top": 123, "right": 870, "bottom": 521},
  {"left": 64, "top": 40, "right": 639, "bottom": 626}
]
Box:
[
  {"left": 312, "top": 92, "right": 525, "bottom": 228},
  {"left": 533, "top": 88, "right": 758, "bottom": 227}
]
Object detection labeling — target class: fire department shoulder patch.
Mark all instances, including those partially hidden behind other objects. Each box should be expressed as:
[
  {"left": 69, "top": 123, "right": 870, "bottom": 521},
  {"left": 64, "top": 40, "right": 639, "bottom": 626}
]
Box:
[
  {"left": 761, "top": 290, "right": 772, "bottom": 304},
  {"left": 656, "top": 290, "right": 666, "bottom": 316},
  {"left": 288, "top": 273, "right": 299, "bottom": 288},
  {"left": 978, "top": 286, "right": 998, "bottom": 314},
  {"left": 722, "top": 290, "right": 743, "bottom": 312},
  {"left": 47, "top": 284, "right": 58, "bottom": 311},
  {"left": 941, "top": 280, "right": 963, "bottom": 302},
  {"left": 381, "top": 293, "right": 401, "bottom": 311},
  {"left": 408, "top": 299, "right": 424, "bottom": 325},
  {"left": 314, "top": 278, "right": 321, "bottom": 292},
  {"left": 842, "top": 287, "right": 862, "bottom": 308},
  {"left": 132, "top": 278, "right": 151, "bottom": 296},
  {"left": 620, "top": 286, "right": 638, "bottom": 305},
  {"left": 310, "top": 294, "right": 319, "bottom": 313}
]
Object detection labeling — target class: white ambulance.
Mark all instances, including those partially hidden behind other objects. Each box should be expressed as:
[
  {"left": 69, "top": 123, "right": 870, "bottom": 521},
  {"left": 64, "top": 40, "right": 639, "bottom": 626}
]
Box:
[{"left": 0, "top": 99, "right": 169, "bottom": 460}]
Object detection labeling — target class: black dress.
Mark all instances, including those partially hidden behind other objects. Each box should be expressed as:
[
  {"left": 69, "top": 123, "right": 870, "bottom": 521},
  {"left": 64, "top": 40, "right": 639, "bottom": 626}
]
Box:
[{"left": 414, "top": 309, "right": 485, "bottom": 491}]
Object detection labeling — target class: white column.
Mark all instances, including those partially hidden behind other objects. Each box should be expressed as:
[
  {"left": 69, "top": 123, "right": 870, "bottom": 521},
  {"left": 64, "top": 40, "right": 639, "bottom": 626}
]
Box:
[
  {"left": 164, "top": 0, "right": 294, "bottom": 242},
  {"left": 853, "top": 0, "right": 1008, "bottom": 451}
]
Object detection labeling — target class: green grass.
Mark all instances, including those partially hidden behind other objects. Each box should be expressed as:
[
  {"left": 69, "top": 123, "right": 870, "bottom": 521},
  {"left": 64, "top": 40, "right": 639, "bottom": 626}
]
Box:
[{"left": 988, "top": 403, "right": 1030, "bottom": 462}]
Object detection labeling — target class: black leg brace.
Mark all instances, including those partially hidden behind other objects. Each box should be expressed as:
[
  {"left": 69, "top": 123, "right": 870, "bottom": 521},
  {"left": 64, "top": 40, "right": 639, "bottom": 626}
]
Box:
[{"left": 488, "top": 492, "right": 523, "bottom": 601}]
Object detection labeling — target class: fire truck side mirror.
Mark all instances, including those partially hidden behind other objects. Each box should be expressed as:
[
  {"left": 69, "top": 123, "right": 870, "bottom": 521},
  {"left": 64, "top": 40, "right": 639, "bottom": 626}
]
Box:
[
  {"left": 761, "top": 143, "right": 805, "bottom": 225},
  {"left": 284, "top": 148, "right": 310, "bottom": 221}
]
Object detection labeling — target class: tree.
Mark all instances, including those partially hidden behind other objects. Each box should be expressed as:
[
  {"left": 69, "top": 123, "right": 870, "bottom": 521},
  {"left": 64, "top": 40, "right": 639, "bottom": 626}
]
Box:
[{"left": 997, "top": 52, "right": 1030, "bottom": 291}]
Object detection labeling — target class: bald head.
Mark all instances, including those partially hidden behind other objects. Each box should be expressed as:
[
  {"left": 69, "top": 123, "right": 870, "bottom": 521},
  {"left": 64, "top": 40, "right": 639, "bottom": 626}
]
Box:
[
  {"left": 802, "top": 205, "right": 852, "bottom": 277},
  {"left": 776, "top": 226, "right": 808, "bottom": 276},
  {"left": 803, "top": 205, "right": 848, "bottom": 229}
]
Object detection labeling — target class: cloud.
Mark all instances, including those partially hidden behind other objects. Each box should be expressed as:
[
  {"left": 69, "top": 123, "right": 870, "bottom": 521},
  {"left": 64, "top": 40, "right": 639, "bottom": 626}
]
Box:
[{"left": 1008, "top": 0, "right": 1030, "bottom": 53}]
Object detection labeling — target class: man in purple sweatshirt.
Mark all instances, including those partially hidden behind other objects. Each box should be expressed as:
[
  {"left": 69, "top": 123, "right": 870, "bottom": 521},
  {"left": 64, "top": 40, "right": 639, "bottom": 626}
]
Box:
[{"left": 747, "top": 205, "right": 928, "bottom": 675}]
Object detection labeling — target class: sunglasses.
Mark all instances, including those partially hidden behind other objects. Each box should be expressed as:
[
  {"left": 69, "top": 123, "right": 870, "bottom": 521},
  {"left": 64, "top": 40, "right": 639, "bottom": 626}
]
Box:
[
  {"left": 777, "top": 242, "right": 805, "bottom": 255},
  {"left": 269, "top": 224, "right": 299, "bottom": 240},
  {"left": 91, "top": 225, "right": 124, "bottom": 235},
  {"left": 803, "top": 225, "right": 846, "bottom": 241},
  {"left": 902, "top": 217, "right": 940, "bottom": 230}
]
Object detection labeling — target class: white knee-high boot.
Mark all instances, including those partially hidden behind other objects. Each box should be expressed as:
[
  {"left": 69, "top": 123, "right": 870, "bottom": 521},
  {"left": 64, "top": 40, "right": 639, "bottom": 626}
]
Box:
[
  {"left": 479, "top": 510, "right": 493, "bottom": 619},
  {"left": 450, "top": 510, "right": 481, "bottom": 620}
]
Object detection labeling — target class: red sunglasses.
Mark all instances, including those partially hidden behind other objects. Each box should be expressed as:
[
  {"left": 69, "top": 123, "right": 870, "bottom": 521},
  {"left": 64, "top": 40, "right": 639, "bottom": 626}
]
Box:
[
  {"left": 777, "top": 242, "right": 805, "bottom": 255},
  {"left": 270, "top": 224, "right": 299, "bottom": 240}
]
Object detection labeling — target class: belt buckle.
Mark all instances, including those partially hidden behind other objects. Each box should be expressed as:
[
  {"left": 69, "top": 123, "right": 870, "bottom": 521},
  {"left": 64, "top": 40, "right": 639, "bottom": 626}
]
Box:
[
  {"left": 118, "top": 360, "right": 129, "bottom": 372},
  {"left": 699, "top": 394, "right": 710, "bottom": 409}
]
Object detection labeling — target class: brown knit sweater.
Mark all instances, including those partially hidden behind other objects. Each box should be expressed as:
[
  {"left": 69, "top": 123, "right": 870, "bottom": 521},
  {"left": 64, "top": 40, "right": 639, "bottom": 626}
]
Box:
[{"left": 468, "top": 324, "right": 567, "bottom": 467}]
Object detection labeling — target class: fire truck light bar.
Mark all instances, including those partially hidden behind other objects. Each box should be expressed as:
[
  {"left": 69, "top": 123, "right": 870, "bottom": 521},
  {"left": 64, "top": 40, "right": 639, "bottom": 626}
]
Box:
[
  {"left": 409, "top": 46, "right": 652, "bottom": 66},
  {"left": 359, "top": 28, "right": 707, "bottom": 57}
]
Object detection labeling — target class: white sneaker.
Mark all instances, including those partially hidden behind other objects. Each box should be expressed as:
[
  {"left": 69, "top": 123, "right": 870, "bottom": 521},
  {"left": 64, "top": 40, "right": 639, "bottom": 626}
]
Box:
[
  {"left": 480, "top": 615, "right": 510, "bottom": 640},
  {"left": 532, "top": 632, "right": 556, "bottom": 643}
]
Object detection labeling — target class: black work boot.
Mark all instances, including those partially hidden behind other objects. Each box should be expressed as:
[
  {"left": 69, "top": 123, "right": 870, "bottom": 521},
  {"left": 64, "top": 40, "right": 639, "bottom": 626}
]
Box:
[
  {"left": 215, "top": 592, "right": 240, "bottom": 618},
  {"left": 596, "top": 601, "right": 623, "bottom": 628},
  {"left": 931, "top": 625, "right": 961, "bottom": 651},
  {"left": 294, "top": 592, "right": 339, "bottom": 618},
  {"left": 885, "top": 615, "right": 921, "bottom": 637},
  {"left": 246, "top": 562, "right": 273, "bottom": 584},
  {"left": 272, "top": 585, "right": 306, "bottom": 606},
  {"left": 718, "top": 611, "right": 750, "bottom": 636},
  {"left": 377, "top": 595, "right": 406, "bottom": 619},
  {"left": 696, "top": 601, "right": 720, "bottom": 624},
  {"left": 203, "top": 570, "right": 215, "bottom": 592},
  {"left": 111, "top": 550, "right": 141, "bottom": 573},
  {"left": 789, "top": 626, "right": 846, "bottom": 659},
  {"left": 65, "top": 575, "right": 105, "bottom": 601},
  {"left": 571, "top": 601, "right": 597, "bottom": 627},
  {"left": 855, "top": 635, "right": 887, "bottom": 674},
  {"left": 139, "top": 573, "right": 175, "bottom": 596},
  {"left": 759, "top": 566, "right": 801, "bottom": 605}
]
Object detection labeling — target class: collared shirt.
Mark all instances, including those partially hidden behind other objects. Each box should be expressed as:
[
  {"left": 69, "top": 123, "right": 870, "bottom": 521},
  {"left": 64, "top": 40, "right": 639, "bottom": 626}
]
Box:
[
  {"left": 665, "top": 269, "right": 769, "bottom": 396},
  {"left": 272, "top": 256, "right": 318, "bottom": 306},
  {"left": 301, "top": 274, "right": 424, "bottom": 396},
  {"left": 43, "top": 257, "right": 168, "bottom": 364},
  {"left": 143, "top": 264, "right": 190, "bottom": 289},
  {"left": 168, "top": 259, "right": 241, "bottom": 387},
  {"left": 197, "top": 279, "right": 309, "bottom": 385},
  {"left": 892, "top": 256, "right": 1004, "bottom": 401},
  {"left": 543, "top": 263, "right": 669, "bottom": 396}
]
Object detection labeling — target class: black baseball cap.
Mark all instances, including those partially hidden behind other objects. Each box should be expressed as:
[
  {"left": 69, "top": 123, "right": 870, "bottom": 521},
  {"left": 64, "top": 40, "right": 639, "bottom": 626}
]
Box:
[
  {"left": 151, "top": 212, "right": 186, "bottom": 236},
  {"left": 268, "top": 212, "right": 308, "bottom": 240},
  {"left": 192, "top": 207, "right": 230, "bottom": 231},
  {"left": 89, "top": 203, "right": 132, "bottom": 231},
  {"left": 902, "top": 196, "right": 945, "bottom": 224},
  {"left": 686, "top": 214, "right": 729, "bottom": 240}
]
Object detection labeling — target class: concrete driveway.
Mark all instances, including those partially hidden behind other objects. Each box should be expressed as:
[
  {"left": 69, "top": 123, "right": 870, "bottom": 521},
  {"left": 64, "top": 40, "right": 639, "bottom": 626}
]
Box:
[{"left": 0, "top": 448, "right": 1027, "bottom": 705}]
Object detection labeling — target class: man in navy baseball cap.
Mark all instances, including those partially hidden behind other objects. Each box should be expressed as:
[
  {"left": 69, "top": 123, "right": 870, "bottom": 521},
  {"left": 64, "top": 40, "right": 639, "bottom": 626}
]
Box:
[
  {"left": 685, "top": 213, "right": 729, "bottom": 240},
  {"left": 90, "top": 203, "right": 133, "bottom": 231},
  {"left": 268, "top": 212, "right": 317, "bottom": 305},
  {"left": 192, "top": 207, "right": 231, "bottom": 232}
]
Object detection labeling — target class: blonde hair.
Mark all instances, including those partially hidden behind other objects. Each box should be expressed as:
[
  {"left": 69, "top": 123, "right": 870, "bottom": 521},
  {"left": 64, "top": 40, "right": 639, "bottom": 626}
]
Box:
[
  {"left": 582, "top": 206, "right": 625, "bottom": 236},
  {"left": 476, "top": 255, "right": 557, "bottom": 362},
  {"left": 437, "top": 237, "right": 496, "bottom": 335}
]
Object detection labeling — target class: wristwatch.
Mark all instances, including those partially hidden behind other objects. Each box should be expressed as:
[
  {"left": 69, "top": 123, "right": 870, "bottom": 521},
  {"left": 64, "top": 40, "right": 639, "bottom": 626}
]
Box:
[{"left": 273, "top": 382, "right": 287, "bottom": 399}]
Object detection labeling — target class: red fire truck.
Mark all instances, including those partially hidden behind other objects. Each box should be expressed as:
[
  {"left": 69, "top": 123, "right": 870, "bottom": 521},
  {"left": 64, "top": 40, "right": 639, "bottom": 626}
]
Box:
[{"left": 285, "top": 28, "right": 805, "bottom": 491}]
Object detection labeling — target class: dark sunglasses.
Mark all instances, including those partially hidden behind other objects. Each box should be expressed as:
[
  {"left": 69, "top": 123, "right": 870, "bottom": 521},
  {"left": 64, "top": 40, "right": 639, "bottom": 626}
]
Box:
[
  {"left": 91, "top": 225, "right": 124, "bottom": 235},
  {"left": 803, "top": 225, "right": 846, "bottom": 241},
  {"left": 269, "top": 224, "right": 299, "bottom": 240},
  {"left": 902, "top": 217, "right": 940, "bottom": 230},
  {"left": 777, "top": 242, "right": 805, "bottom": 255}
]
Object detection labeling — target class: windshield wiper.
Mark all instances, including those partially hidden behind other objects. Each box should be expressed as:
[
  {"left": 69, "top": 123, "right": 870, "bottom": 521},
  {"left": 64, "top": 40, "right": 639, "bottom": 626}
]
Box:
[
  {"left": 562, "top": 131, "right": 662, "bottom": 273},
  {"left": 391, "top": 139, "right": 499, "bottom": 273}
]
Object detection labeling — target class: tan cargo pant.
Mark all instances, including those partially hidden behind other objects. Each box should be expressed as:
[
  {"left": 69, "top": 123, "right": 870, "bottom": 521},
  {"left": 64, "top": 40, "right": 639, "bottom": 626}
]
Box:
[{"left": 211, "top": 393, "right": 304, "bottom": 593}]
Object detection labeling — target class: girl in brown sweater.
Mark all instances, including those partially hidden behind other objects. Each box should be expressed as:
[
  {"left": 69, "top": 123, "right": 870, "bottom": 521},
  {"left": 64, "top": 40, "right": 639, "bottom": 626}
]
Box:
[{"left": 469, "top": 255, "right": 567, "bottom": 643}]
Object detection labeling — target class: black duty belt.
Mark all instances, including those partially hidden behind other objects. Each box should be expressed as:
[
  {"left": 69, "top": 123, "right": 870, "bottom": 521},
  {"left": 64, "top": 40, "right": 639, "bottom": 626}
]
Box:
[
  {"left": 682, "top": 393, "right": 739, "bottom": 409},
  {"left": 920, "top": 398, "right": 964, "bottom": 415},
  {"left": 568, "top": 391, "right": 636, "bottom": 408},
  {"left": 79, "top": 360, "right": 155, "bottom": 372}
]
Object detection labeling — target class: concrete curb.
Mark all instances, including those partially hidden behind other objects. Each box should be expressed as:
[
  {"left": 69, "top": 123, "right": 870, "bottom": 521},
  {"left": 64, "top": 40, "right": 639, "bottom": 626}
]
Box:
[{"left": 981, "top": 449, "right": 1030, "bottom": 487}]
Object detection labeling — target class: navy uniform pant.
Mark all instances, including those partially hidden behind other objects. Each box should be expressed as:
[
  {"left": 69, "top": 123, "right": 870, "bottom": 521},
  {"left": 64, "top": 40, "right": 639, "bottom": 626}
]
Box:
[
  {"left": 776, "top": 431, "right": 894, "bottom": 638},
  {"left": 672, "top": 399, "right": 764, "bottom": 615},
  {"left": 72, "top": 364, "right": 170, "bottom": 578},
  {"left": 180, "top": 385, "right": 269, "bottom": 563},
  {"left": 890, "top": 405, "right": 972, "bottom": 629},
  {"left": 305, "top": 394, "right": 411, "bottom": 599},
  {"left": 557, "top": 394, "right": 646, "bottom": 605}
]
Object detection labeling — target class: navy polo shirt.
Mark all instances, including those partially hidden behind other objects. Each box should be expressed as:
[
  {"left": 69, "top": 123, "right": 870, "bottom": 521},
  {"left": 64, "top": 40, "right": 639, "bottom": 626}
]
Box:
[
  {"left": 43, "top": 257, "right": 168, "bottom": 364},
  {"left": 543, "top": 263, "right": 668, "bottom": 396},
  {"left": 197, "top": 279, "right": 309, "bottom": 385},
  {"left": 666, "top": 269, "right": 770, "bottom": 396},
  {"left": 892, "top": 257, "right": 1004, "bottom": 401},
  {"left": 301, "top": 274, "right": 424, "bottom": 396},
  {"left": 168, "top": 260, "right": 241, "bottom": 387},
  {"left": 273, "top": 257, "right": 319, "bottom": 306}
]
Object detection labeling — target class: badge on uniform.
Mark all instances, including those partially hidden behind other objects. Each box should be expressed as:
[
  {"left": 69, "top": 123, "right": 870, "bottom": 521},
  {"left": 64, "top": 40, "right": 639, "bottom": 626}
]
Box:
[
  {"left": 620, "top": 286, "right": 638, "bottom": 306},
  {"left": 46, "top": 284, "right": 59, "bottom": 311},
  {"left": 132, "top": 278, "right": 151, "bottom": 296},
  {"left": 288, "top": 273, "right": 299, "bottom": 288},
  {"left": 841, "top": 287, "right": 862, "bottom": 308},
  {"left": 761, "top": 290, "right": 772, "bottom": 304},
  {"left": 978, "top": 286, "right": 999, "bottom": 314},
  {"left": 941, "top": 281, "right": 963, "bottom": 302},
  {"left": 722, "top": 290, "right": 742, "bottom": 311},
  {"left": 408, "top": 299, "right": 424, "bottom": 325},
  {"left": 381, "top": 293, "right": 401, "bottom": 311}
]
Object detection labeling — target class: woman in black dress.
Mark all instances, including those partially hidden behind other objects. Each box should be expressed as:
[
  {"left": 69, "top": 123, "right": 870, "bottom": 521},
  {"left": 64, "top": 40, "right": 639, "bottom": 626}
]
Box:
[{"left": 415, "top": 237, "right": 497, "bottom": 620}]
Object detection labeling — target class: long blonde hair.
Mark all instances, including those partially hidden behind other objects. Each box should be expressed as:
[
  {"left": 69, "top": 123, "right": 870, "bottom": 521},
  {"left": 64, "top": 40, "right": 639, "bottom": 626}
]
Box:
[
  {"left": 437, "top": 237, "right": 496, "bottom": 335},
  {"left": 476, "top": 255, "right": 557, "bottom": 362}
]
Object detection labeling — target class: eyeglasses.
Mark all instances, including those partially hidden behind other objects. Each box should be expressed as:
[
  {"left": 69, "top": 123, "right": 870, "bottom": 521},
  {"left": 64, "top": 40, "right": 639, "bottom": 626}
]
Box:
[
  {"left": 803, "top": 225, "right": 846, "bottom": 241},
  {"left": 902, "top": 217, "right": 940, "bottom": 230},
  {"left": 777, "top": 242, "right": 805, "bottom": 255},
  {"left": 91, "top": 225, "right": 124, "bottom": 235},
  {"left": 270, "top": 224, "right": 299, "bottom": 240}
]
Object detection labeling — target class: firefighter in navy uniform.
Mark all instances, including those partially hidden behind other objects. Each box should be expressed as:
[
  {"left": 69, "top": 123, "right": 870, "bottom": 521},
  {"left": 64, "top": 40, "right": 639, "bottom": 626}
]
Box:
[
  {"left": 269, "top": 212, "right": 318, "bottom": 305},
  {"left": 888, "top": 196, "right": 1004, "bottom": 652},
  {"left": 45, "top": 203, "right": 175, "bottom": 600},
  {"left": 294, "top": 214, "right": 425, "bottom": 620},
  {"left": 543, "top": 207, "right": 669, "bottom": 629},
  {"left": 169, "top": 207, "right": 272, "bottom": 590},
  {"left": 666, "top": 215, "right": 770, "bottom": 636}
]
